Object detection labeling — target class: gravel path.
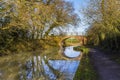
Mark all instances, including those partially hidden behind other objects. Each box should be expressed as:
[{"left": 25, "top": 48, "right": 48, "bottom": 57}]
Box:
[{"left": 90, "top": 49, "right": 120, "bottom": 80}]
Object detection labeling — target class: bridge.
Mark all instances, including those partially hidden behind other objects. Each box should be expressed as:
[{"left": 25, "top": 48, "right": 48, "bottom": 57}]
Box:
[{"left": 59, "top": 35, "right": 87, "bottom": 48}]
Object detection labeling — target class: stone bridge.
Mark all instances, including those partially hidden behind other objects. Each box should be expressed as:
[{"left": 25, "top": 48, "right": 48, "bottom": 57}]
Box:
[{"left": 59, "top": 35, "right": 87, "bottom": 47}]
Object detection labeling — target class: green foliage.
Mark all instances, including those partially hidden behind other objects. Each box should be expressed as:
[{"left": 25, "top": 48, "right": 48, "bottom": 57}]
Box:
[
  {"left": 73, "top": 46, "right": 89, "bottom": 54},
  {"left": 74, "top": 46, "right": 98, "bottom": 80},
  {"left": 74, "top": 55, "right": 98, "bottom": 80},
  {"left": 85, "top": 0, "right": 120, "bottom": 50},
  {"left": 65, "top": 38, "right": 80, "bottom": 43}
]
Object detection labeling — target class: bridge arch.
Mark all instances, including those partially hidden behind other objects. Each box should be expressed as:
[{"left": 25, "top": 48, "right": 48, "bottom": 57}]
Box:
[{"left": 59, "top": 36, "right": 87, "bottom": 48}]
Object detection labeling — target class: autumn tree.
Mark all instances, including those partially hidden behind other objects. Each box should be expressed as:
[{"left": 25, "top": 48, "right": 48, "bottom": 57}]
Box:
[
  {"left": 0, "top": 0, "right": 79, "bottom": 39},
  {"left": 84, "top": 0, "right": 120, "bottom": 49}
]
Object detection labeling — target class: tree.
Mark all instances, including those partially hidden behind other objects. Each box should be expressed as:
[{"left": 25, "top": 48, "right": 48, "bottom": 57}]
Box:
[
  {"left": 43, "top": 0, "right": 80, "bottom": 37},
  {"left": 0, "top": 0, "right": 79, "bottom": 39},
  {"left": 84, "top": 0, "right": 120, "bottom": 49}
]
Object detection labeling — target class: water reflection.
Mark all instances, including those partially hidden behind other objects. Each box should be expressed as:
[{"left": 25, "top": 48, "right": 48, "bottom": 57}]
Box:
[
  {"left": 49, "top": 60, "right": 80, "bottom": 80},
  {"left": 64, "top": 46, "right": 80, "bottom": 58},
  {"left": 0, "top": 46, "right": 80, "bottom": 80}
]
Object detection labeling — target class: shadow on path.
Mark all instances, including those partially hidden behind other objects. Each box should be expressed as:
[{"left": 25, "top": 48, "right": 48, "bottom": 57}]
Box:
[{"left": 90, "top": 49, "right": 120, "bottom": 80}]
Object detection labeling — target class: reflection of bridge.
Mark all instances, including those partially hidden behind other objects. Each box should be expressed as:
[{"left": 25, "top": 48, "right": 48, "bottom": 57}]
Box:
[{"left": 59, "top": 36, "right": 87, "bottom": 47}]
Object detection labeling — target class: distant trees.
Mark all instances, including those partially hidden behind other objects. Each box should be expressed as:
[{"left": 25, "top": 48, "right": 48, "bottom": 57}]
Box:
[{"left": 84, "top": 0, "right": 120, "bottom": 50}]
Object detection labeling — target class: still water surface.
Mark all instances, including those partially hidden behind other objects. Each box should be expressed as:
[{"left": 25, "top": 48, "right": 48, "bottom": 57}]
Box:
[
  {"left": 0, "top": 46, "right": 80, "bottom": 80},
  {"left": 64, "top": 46, "right": 80, "bottom": 58}
]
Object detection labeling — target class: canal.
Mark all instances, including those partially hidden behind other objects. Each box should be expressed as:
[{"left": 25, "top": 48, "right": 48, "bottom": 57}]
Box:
[{"left": 0, "top": 46, "right": 81, "bottom": 80}]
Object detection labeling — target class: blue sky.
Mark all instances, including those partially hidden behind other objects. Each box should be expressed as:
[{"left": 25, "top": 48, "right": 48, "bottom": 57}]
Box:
[{"left": 65, "top": 0, "right": 90, "bottom": 35}]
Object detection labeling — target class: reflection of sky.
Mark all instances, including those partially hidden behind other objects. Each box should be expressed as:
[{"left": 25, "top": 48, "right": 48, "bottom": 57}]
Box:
[
  {"left": 64, "top": 46, "right": 80, "bottom": 57},
  {"left": 49, "top": 60, "right": 80, "bottom": 79},
  {"left": 65, "top": 0, "right": 90, "bottom": 35},
  {"left": 49, "top": 60, "right": 80, "bottom": 73}
]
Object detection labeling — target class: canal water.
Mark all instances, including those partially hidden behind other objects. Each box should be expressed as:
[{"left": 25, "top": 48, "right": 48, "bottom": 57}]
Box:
[
  {"left": 64, "top": 46, "right": 80, "bottom": 58},
  {"left": 0, "top": 46, "right": 81, "bottom": 80}
]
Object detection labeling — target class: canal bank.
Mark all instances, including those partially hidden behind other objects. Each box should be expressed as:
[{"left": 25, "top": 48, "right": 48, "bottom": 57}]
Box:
[{"left": 73, "top": 46, "right": 98, "bottom": 80}]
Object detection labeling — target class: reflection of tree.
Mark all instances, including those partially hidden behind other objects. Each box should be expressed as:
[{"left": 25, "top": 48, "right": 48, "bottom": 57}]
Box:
[
  {"left": 0, "top": 53, "right": 33, "bottom": 80},
  {"left": 48, "top": 60, "right": 73, "bottom": 80},
  {"left": 20, "top": 55, "right": 47, "bottom": 80},
  {"left": 19, "top": 55, "right": 63, "bottom": 80},
  {"left": 43, "top": 57, "right": 62, "bottom": 79},
  {"left": 0, "top": 54, "right": 75, "bottom": 80}
]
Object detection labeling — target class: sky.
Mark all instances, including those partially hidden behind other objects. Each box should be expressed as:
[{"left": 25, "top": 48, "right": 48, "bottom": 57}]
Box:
[{"left": 65, "top": 0, "right": 90, "bottom": 35}]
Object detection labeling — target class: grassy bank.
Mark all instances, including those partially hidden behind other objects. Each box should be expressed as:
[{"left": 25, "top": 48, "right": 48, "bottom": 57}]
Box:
[{"left": 73, "top": 46, "right": 98, "bottom": 80}]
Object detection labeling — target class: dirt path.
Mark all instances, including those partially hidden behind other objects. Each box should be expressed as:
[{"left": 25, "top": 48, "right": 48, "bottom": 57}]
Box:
[{"left": 90, "top": 49, "right": 120, "bottom": 80}]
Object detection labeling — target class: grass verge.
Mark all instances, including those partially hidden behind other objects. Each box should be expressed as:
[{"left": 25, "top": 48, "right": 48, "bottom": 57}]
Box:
[{"left": 73, "top": 46, "right": 98, "bottom": 80}]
